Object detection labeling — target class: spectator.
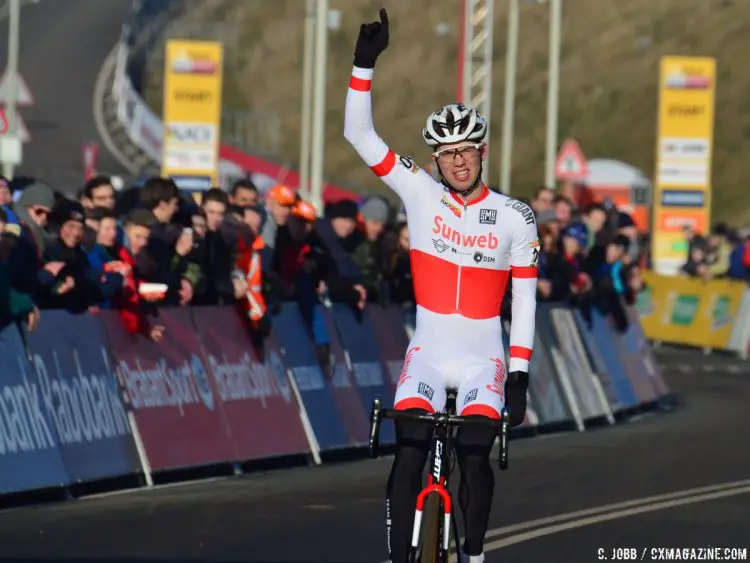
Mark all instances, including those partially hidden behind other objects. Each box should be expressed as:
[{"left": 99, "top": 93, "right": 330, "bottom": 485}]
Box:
[
  {"left": 0, "top": 175, "right": 19, "bottom": 224},
  {"left": 531, "top": 187, "right": 555, "bottom": 215},
  {"left": 11, "top": 181, "right": 55, "bottom": 258},
  {"left": 680, "top": 239, "right": 708, "bottom": 278},
  {"left": 316, "top": 199, "right": 367, "bottom": 305},
  {"left": 79, "top": 176, "right": 116, "bottom": 211},
  {"left": 585, "top": 234, "right": 635, "bottom": 332},
  {"left": 236, "top": 203, "right": 268, "bottom": 328},
  {"left": 553, "top": 195, "right": 574, "bottom": 229},
  {"left": 116, "top": 209, "right": 164, "bottom": 341},
  {"left": 705, "top": 225, "right": 732, "bottom": 278},
  {"left": 385, "top": 221, "right": 415, "bottom": 335},
  {"left": 39, "top": 199, "right": 123, "bottom": 314},
  {"left": 137, "top": 177, "right": 200, "bottom": 306},
  {"left": 192, "top": 188, "right": 242, "bottom": 306},
  {"left": 0, "top": 221, "right": 39, "bottom": 332},
  {"left": 728, "top": 232, "right": 750, "bottom": 281},
  {"left": 191, "top": 207, "right": 208, "bottom": 240},
  {"left": 616, "top": 211, "right": 640, "bottom": 264},
  {"left": 351, "top": 196, "right": 392, "bottom": 304},
  {"left": 229, "top": 179, "right": 260, "bottom": 207},
  {"left": 580, "top": 203, "right": 609, "bottom": 250},
  {"left": 261, "top": 184, "right": 296, "bottom": 267}
]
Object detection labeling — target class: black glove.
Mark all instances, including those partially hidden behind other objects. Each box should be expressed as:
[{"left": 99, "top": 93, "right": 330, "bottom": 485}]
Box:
[
  {"left": 353, "top": 8, "right": 389, "bottom": 69},
  {"left": 505, "top": 371, "right": 529, "bottom": 428}
]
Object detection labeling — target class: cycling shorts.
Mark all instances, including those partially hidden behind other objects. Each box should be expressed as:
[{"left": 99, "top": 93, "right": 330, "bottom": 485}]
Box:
[{"left": 393, "top": 308, "right": 508, "bottom": 418}]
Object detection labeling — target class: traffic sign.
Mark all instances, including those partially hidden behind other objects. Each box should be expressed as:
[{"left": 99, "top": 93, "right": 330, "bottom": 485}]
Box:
[
  {"left": 0, "top": 71, "right": 34, "bottom": 106},
  {"left": 554, "top": 139, "right": 589, "bottom": 182},
  {"left": 0, "top": 106, "right": 30, "bottom": 142}
]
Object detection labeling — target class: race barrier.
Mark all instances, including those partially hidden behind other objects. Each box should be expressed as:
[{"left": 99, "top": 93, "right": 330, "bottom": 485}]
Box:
[
  {"left": 637, "top": 272, "right": 750, "bottom": 357},
  {"left": 0, "top": 301, "right": 670, "bottom": 499}
]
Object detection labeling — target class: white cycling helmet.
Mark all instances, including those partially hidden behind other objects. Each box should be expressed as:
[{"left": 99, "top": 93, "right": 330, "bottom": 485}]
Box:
[{"left": 422, "top": 103, "right": 488, "bottom": 148}]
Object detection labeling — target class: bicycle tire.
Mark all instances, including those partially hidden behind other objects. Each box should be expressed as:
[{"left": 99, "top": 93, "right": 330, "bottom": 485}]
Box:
[{"left": 419, "top": 494, "right": 452, "bottom": 563}]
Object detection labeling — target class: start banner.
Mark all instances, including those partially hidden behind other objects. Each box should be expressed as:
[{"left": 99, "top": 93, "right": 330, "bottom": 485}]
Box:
[{"left": 638, "top": 272, "right": 745, "bottom": 350}]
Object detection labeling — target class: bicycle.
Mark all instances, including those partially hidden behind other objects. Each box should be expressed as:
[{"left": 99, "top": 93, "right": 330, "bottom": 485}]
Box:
[{"left": 369, "top": 389, "right": 511, "bottom": 563}]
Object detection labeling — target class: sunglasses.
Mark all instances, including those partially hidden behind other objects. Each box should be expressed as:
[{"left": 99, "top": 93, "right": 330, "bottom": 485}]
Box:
[{"left": 432, "top": 143, "right": 484, "bottom": 163}]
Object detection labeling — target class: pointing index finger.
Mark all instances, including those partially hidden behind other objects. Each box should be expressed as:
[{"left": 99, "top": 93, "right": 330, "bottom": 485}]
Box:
[{"left": 379, "top": 7, "right": 388, "bottom": 28}]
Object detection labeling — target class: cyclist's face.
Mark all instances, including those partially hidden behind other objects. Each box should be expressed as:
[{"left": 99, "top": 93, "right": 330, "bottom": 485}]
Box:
[{"left": 433, "top": 142, "right": 487, "bottom": 192}]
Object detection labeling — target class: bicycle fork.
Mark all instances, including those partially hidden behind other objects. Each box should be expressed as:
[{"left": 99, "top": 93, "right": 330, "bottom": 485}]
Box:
[{"left": 408, "top": 434, "right": 455, "bottom": 563}]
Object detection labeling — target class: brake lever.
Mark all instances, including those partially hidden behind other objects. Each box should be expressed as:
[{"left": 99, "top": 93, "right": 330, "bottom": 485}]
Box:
[{"left": 369, "top": 398, "right": 382, "bottom": 459}]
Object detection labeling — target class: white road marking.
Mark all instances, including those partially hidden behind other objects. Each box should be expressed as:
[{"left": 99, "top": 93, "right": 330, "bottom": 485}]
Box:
[
  {"left": 380, "top": 478, "right": 750, "bottom": 563},
  {"left": 481, "top": 485, "right": 750, "bottom": 557}
]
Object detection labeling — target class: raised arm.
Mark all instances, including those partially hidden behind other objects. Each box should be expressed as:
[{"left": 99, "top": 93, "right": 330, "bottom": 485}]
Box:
[{"left": 343, "top": 9, "right": 425, "bottom": 201}]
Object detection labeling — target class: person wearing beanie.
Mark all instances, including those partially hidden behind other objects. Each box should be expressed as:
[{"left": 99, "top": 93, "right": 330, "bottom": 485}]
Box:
[
  {"left": 38, "top": 198, "right": 124, "bottom": 314},
  {"left": 11, "top": 180, "right": 56, "bottom": 258},
  {"left": 350, "top": 196, "right": 393, "bottom": 305}
]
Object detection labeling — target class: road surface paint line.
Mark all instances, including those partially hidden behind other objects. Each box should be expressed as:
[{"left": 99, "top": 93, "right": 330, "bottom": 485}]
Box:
[
  {"left": 484, "top": 477, "right": 750, "bottom": 540},
  {"left": 380, "top": 479, "right": 750, "bottom": 563},
  {"left": 479, "top": 485, "right": 750, "bottom": 558}
]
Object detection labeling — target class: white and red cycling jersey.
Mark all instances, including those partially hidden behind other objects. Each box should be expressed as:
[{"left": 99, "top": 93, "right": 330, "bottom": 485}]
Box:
[{"left": 344, "top": 66, "right": 539, "bottom": 419}]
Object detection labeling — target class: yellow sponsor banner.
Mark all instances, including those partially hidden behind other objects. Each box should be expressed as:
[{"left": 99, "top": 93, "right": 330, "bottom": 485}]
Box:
[
  {"left": 651, "top": 56, "right": 716, "bottom": 275},
  {"left": 162, "top": 40, "right": 223, "bottom": 191},
  {"left": 637, "top": 272, "right": 744, "bottom": 350}
]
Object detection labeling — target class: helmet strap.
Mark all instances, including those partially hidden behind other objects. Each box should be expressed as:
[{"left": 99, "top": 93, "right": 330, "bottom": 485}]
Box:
[{"left": 437, "top": 161, "right": 484, "bottom": 201}]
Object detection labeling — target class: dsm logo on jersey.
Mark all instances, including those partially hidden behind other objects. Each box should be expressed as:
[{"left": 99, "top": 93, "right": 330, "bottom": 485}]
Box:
[{"left": 479, "top": 208, "right": 497, "bottom": 225}]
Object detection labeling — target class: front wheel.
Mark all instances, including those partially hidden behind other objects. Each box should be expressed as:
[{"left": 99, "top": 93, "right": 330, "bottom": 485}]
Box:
[{"left": 418, "top": 495, "right": 452, "bottom": 563}]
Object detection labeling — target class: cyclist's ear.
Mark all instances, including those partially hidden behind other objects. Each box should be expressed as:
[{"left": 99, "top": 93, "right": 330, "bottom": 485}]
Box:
[{"left": 480, "top": 142, "right": 489, "bottom": 161}]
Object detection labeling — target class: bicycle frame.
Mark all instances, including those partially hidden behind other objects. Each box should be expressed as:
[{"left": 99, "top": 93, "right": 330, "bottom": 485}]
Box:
[{"left": 369, "top": 397, "right": 510, "bottom": 563}]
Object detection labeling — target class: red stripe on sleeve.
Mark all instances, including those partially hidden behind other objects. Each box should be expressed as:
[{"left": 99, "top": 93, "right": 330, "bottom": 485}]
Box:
[
  {"left": 512, "top": 266, "right": 538, "bottom": 278},
  {"left": 371, "top": 150, "right": 397, "bottom": 177},
  {"left": 509, "top": 346, "right": 532, "bottom": 361},
  {"left": 349, "top": 76, "right": 372, "bottom": 91}
]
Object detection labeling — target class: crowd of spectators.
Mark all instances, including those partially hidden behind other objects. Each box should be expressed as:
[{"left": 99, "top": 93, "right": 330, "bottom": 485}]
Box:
[
  {"left": 679, "top": 223, "right": 750, "bottom": 281},
  {"left": 2, "top": 172, "right": 747, "bottom": 366}
]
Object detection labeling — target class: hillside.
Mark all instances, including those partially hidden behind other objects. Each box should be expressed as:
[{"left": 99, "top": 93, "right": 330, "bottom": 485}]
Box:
[{"left": 142, "top": 0, "right": 750, "bottom": 225}]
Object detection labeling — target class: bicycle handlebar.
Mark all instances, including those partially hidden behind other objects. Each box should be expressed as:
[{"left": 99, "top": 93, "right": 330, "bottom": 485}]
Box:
[{"left": 368, "top": 398, "right": 511, "bottom": 470}]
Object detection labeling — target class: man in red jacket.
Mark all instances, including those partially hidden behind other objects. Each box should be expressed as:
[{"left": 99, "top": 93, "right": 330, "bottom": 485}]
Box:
[{"left": 116, "top": 209, "right": 165, "bottom": 341}]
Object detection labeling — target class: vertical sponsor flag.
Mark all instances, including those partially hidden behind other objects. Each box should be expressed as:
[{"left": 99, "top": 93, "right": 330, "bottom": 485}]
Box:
[
  {"left": 652, "top": 56, "right": 716, "bottom": 275},
  {"left": 162, "top": 40, "right": 223, "bottom": 192}
]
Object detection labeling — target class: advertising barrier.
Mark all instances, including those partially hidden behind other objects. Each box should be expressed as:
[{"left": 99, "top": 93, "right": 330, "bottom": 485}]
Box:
[
  {"left": 328, "top": 305, "right": 396, "bottom": 445},
  {"left": 638, "top": 272, "right": 745, "bottom": 351},
  {"left": 191, "top": 307, "right": 311, "bottom": 460},
  {"left": 727, "top": 289, "right": 750, "bottom": 358},
  {"left": 573, "top": 309, "right": 639, "bottom": 412},
  {"left": 0, "top": 297, "right": 669, "bottom": 501},
  {"left": 542, "top": 305, "right": 613, "bottom": 423},
  {"left": 321, "top": 309, "right": 370, "bottom": 447},
  {"left": 506, "top": 320, "right": 573, "bottom": 427},
  {"left": 24, "top": 312, "right": 140, "bottom": 484},
  {"left": 103, "top": 310, "right": 236, "bottom": 472},
  {"left": 0, "top": 325, "right": 70, "bottom": 494},
  {"left": 270, "top": 304, "right": 352, "bottom": 451}
]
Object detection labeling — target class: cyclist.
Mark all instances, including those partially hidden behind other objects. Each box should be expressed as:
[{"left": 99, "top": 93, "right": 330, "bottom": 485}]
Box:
[{"left": 344, "top": 9, "right": 537, "bottom": 563}]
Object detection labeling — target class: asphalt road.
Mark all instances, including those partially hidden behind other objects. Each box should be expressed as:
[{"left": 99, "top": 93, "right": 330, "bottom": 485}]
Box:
[
  {"left": 0, "top": 346, "right": 748, "bottom": 563},
  {"left": 0, "top": 0, "right": 132, "bottom": 193}
]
